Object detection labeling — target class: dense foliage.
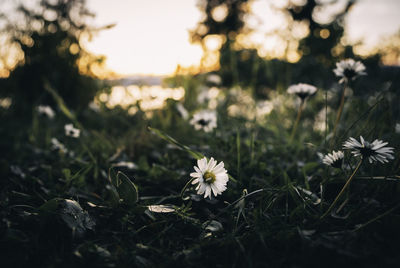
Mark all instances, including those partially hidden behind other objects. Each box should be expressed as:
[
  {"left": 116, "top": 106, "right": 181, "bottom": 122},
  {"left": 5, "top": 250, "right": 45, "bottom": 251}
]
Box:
[
  {"left": 0, "top": 0, "right": 107, "bottom": 115},
  {"left": 1, "top": 62, "right": 400, "bottom": 267}
]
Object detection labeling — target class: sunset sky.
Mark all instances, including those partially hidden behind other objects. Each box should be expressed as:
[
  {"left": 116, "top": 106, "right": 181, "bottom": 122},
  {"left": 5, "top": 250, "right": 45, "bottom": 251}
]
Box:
[
  {"left": 85, "top": 0, "right": 203, "bottom": 76},
  {"left": 2, "top": 0, "right": 400, "bottom": 77},
  {"left": 84, "top": 0, "right": 400, "bottom": 76}
]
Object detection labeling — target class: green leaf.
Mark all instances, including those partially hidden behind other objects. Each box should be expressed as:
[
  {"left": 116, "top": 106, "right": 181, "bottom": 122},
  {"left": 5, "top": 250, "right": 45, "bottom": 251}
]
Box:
[
  {"left": 116, "top": 171, "right": 139, "bottom": 205},
  {"left": 108, "top": 167, "right": 119, "bottom": 186},
  {"left": 39, "top": 198, "right": 62, "bottom": 213},
  {"left": 106, "top": 168, "right": 120, "bottom": 206},
  {"left": 106, "top": 184, "right": 120, "bottom": 206}
]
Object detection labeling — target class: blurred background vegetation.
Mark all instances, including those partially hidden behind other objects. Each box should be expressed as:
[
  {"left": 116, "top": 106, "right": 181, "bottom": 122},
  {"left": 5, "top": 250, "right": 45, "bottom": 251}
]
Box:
[
  {"left": 189, "top": 0, "right": 399, "bottom": 96},
  {"left": 0, "top": 0, "right": 399, "bottom": 112},
  {"left": 0, "top": 0, "right": 115, "bottom": 113}
]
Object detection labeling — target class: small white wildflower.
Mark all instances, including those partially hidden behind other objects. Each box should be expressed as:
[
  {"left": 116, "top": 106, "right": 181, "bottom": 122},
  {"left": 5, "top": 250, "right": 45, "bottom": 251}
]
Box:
[
  {"left": 0, "top": 98, "right": 12, "bottom": 109},
  {"left": 176, "top": 103, "right": 189, "bottom": 120},
  {"left": 64, "top": 124, "right": 80, "bottom": 138},
  {"left": 190, "top": 110, "right": 217, "bottom": 132},
  {"left": 333, "top": 59, "right": 366, "bottom": 84},
  {"left": 88, "top": 101, "right": 100, "bottom": 112},
  {"left": 51, "top": 138, "right": 68, "bottom": 153},
  {"left": 343, "top": 136, "right": 394, "bottom": 164},
  {"left": 198, "top": 86, "right": 221, "bottom": 109},
  {"left": 203, "top": 220, "right": 223, "bottom": 232},
  {"left": 206, "top": 74, "right": 222, "bottom": 85},
  {"left": 37, "top": 105, "right": 55, "bottom": 119},
  {"left": 395, "top": 123, "right": 400, "bottom": 134},
  {"left": 256, "top": 100, "right": 273, "bottom": 117},
  {"left": 322, "top": 150, "right": 344, "bottom": 168},
  {"left": 287, "top": 83, "right": 317, "bottom": 100},
  {"left": 190, "top": 157, "right": 229, "bottom": 199},
  {"left": 197, "top": 86, "right": 211, "bottom": 104},
  {"left": 112, "top": 161, "right": 137, "bottom": 170},
  {"left": 10, "top": 165, "right": 26, "bottom": 178}
]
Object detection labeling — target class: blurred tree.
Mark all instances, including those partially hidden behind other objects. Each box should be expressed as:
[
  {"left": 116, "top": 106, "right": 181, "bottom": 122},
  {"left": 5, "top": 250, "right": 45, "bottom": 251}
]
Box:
[
  {"left": 190, "top": 0, "right": 357, "bottom": 94},
  {"left": 191, "top": 0, "right": 250, "bottom": 44},
  {"left": 375, "top": 29, "right": 400, "bottom": 66},
  {"left": 191, "top": 0, "right": 251, "bottom": 85},
  {"left": 0, "top": 0, "right": 110, "bottom": 114},
  {"left": 286, "top": 0, "right": 356, "bottom": 65}
]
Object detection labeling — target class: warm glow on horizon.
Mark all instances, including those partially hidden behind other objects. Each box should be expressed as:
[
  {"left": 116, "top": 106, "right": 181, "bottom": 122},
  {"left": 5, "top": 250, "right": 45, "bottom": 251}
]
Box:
[
  {"left": 84, "top": 0, "right": 204, "bottom": 76},
  {"left": 1, "top": 0, "right": 400, "bottom": 78},
  {"left": 84, "top": 0, "right": 400, "bottom": 77}
]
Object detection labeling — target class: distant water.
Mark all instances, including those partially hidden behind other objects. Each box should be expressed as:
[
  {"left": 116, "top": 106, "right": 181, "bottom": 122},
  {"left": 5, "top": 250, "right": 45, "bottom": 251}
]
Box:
[{"left": 99, "top": 84, "right": 185, "bottom": 114}]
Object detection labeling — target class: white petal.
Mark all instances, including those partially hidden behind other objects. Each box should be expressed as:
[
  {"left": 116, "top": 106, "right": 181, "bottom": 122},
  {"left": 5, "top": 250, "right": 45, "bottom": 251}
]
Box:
[
  {"left": 197, "top": 184, "right": 206, "bottom": 194},
  {"left": 208, "top": 157, "right": 217, "bottom": 170},
  {"left": 205, "top": 187, "right": 211, "bottom": 198},
  {"left": 190, "top": 172, "right": 201, "bottom": 178},
  {"left": 198, "top": 158, "right": 207, "bottom": 171},
  {"left": 210, "top": 184, "right": 219, "bottom": 196}
]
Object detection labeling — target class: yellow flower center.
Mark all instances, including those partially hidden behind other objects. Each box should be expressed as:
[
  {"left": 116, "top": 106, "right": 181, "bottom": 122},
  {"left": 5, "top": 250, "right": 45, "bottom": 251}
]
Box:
[{"left": 203, "top": 171, "right": 216, "bottom": 184}]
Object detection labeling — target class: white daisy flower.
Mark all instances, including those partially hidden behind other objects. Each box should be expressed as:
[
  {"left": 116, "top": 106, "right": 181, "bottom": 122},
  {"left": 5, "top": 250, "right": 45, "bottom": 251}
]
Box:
[
  {"left": 189, "top": 110, "right": 217, "bottom": 132},
  {"left": 37, "top": 105, "right": 55, "bottom": 119},
  {"left": 64, "top": 124, "right": 80, "bottom": 138},
  {"left": 190, "top": 157, "right": 229, "bottom": 199},
  {"left": 51, "top": 138, "right": 68, "bottom": 153},
  {"left": 322, "top": 150, "right": 344, "bottom": 168},
  {"left": 287, "top": 83, "right": 317, "bottom": 100},
  {"left": 343, "top": 136, "right": 394, "bottom": 164},
  {"left": 333, "top": 59, "right": 366, "bottom": 84}
]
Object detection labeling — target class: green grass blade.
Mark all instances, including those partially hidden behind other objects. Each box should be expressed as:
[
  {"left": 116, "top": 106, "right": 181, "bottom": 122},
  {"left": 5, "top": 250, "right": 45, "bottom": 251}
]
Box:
[
  {"left": 43, "top": 80, "right": 82, "bottom": 129},
  {"left": 148, "top": 126, "right": 204, "bottom": 159}
]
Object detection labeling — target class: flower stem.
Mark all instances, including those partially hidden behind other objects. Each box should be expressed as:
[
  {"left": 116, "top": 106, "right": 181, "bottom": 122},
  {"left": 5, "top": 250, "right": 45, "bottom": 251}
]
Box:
[
  {"left": 325, "top": 90, "right": 328, "bottom": 147},
  {"left": 331, "top": 82, "right": 347, "bottom": 147},
  {"left": 290, "top": 100, "right": 304, "bottom": 141},
  {"left": 180, "top": 177, "right": 195, "bottom": 199},
  {"left": 320, "top": 159, "right": 362, "bottom": 220}
]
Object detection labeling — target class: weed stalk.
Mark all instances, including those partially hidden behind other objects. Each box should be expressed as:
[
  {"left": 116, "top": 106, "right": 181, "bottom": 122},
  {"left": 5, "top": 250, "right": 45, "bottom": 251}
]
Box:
[
  {"left": 321, "top": 159, "right": 362, "bottom": 219},
  {"left": 290, "top": 99, "right": 305, "bottom": 141}
]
